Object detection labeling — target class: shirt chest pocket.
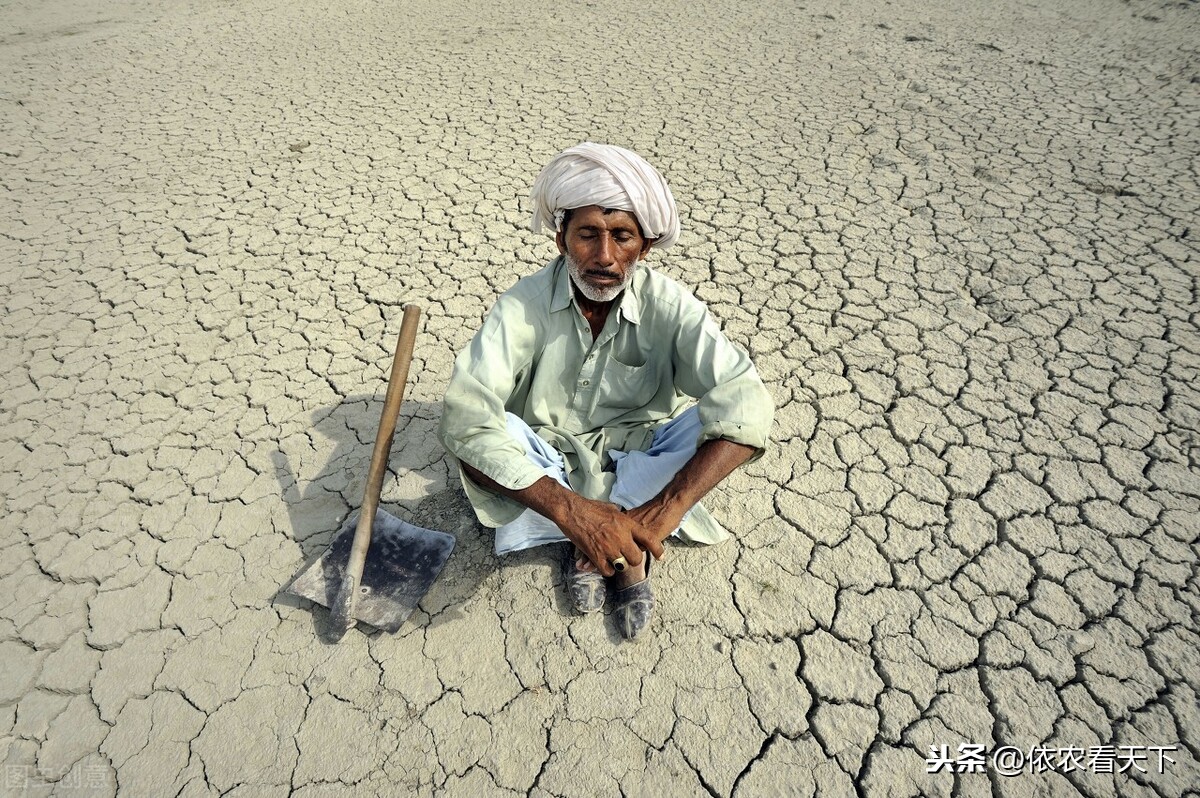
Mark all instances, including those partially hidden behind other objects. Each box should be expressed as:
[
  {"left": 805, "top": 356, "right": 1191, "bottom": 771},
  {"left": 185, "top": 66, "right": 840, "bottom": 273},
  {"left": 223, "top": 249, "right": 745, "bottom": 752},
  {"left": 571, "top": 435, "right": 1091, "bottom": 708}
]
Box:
[{"left": 597, "top": 356, "right": 659, "bottom": 411}]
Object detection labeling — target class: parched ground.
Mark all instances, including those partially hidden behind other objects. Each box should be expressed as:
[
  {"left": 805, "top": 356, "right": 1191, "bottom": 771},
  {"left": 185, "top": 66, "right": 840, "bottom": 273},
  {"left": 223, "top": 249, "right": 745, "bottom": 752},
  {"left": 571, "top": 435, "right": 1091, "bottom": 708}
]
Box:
[{"left": 1, "top": 0, "right": 1197, "bottom": 795}]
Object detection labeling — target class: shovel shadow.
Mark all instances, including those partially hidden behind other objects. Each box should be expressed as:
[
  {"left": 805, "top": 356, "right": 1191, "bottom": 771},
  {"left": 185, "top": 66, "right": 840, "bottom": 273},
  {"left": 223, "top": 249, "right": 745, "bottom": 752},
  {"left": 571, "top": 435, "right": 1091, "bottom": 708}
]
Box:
[{"left": 270, "top": 396, "right": 497, "bottom": 641}]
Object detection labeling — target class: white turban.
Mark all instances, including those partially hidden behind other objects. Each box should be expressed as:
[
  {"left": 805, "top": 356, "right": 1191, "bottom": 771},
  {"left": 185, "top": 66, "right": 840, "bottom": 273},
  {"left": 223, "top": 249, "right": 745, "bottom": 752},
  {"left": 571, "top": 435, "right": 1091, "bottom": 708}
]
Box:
[{"left": 529, "top": 142, "right": 680, "bottom": 250}]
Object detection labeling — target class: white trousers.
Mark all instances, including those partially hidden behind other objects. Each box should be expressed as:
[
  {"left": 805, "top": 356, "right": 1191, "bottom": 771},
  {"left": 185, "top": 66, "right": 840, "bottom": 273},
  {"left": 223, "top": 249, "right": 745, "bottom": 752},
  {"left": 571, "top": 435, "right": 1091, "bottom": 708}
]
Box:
[{"left": 493, "top": 407, "right": 702, "bottom": 555}]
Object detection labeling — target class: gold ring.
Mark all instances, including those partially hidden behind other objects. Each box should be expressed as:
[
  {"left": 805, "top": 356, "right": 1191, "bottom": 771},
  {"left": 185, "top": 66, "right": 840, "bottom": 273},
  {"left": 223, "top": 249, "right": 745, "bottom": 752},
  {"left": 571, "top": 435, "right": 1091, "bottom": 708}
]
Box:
[{"left": 611, "top": 556, "right": 628, "bottom": 572}]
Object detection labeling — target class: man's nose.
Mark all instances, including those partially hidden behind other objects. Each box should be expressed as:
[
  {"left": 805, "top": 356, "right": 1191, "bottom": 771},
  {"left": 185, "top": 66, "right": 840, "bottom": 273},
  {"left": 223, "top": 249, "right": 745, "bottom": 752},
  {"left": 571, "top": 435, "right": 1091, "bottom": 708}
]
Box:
[{"left": 594, "top": 234, "right": 616, "bottom": 265}]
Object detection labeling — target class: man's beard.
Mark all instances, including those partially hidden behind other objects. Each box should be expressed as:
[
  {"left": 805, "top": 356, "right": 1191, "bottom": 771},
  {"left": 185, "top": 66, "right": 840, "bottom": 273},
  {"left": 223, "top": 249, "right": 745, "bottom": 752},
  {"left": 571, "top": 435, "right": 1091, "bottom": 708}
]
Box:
[{"left": 566, "top": 254, "right": 639, "bottom": 303}]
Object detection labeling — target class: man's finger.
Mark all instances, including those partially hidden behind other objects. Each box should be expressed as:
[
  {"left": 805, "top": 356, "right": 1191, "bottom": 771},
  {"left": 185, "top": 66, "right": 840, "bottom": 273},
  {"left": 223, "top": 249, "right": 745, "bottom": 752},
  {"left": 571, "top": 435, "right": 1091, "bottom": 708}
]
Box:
[
  {"left": 632, "top": 531, "right": 665, "bottom": 561},
  {"left": 619, "top": 543, "right": 646, "bottom": 571},
  {"left": 589, "top": 549, "right": 616, "bottom": 577},
  {"left": 576, "top": 534, "right": 617, "bottom": 577},
  {"left": 581, "top": 556, "right": 613, "bottom": 577}
]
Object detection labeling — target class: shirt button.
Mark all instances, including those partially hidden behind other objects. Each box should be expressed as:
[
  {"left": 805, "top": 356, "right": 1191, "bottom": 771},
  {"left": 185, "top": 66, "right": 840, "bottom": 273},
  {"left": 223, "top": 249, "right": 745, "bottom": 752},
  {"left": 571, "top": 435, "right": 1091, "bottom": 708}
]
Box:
[{"left": 581, "top": 379, "right": 590, "bottom": 387}]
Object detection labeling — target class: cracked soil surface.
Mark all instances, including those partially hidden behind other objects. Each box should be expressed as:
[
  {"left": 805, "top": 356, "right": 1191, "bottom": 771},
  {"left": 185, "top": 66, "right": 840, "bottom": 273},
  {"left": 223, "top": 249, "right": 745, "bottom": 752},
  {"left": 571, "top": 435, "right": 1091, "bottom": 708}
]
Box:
[{"left": 1, "top": 0, "right": 1198, "bottom": 795}]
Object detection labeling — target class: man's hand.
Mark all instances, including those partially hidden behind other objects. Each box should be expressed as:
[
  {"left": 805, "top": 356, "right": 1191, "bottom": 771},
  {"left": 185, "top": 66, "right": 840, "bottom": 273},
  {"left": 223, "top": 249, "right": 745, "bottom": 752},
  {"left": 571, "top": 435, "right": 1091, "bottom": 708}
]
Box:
[
  {"left": 558, "top": 498, "right": 657, "bottom": 576},
  {"left": 622, "top": 437, "right": 759, "bottom": 560},
  {"left": 461, "top": 436, "right": 756, "bottom": 574},
  {"left": 572, "top": 503, "right": 677, "bottom": 575},
  {"left": 622, "top": 503, "right": 681, "bottom": 560},
  {"left": 460, "top": 464, "right": 649, "bottom": 577}
]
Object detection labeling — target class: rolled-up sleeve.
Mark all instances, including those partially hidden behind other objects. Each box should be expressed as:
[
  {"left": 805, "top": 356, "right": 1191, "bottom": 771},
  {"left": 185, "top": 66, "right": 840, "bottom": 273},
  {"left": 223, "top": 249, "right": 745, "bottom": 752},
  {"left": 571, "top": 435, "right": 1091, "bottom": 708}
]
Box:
[
  {"left": 438, "top": 293, "right": 545, "bottom": 526},
  {"left": 670, "top": 296, "right": 774, "bottom": 460}
]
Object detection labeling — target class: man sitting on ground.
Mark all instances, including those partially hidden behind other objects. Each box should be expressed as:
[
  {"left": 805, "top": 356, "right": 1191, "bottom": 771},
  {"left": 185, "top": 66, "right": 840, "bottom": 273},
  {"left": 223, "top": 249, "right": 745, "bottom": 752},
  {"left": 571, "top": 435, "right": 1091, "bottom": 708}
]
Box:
[{"left": 438, "top": 142, "right": 774, "bottom": 640}]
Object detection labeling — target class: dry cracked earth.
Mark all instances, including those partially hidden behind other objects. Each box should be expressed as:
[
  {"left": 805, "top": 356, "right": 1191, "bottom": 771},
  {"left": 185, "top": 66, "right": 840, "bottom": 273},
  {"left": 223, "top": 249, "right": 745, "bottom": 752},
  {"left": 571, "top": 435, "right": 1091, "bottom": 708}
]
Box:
[{"left": 1, "top": 0, "right": 1198, "bottom": 795}]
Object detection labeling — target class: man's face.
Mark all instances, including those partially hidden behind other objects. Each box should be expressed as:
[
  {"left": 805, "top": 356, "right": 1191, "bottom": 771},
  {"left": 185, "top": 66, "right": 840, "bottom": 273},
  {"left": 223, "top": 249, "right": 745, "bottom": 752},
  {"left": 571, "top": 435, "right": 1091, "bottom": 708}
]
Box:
[{"left": 556, "top": 205, "right": 652, "bottom": 303}]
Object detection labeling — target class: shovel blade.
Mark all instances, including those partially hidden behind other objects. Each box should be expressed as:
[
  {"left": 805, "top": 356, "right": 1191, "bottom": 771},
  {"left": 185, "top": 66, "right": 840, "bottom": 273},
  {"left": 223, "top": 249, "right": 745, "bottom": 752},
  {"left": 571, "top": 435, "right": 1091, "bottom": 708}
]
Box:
[{"left": 286, "top": 510, "right": 456, "bottom": 633}]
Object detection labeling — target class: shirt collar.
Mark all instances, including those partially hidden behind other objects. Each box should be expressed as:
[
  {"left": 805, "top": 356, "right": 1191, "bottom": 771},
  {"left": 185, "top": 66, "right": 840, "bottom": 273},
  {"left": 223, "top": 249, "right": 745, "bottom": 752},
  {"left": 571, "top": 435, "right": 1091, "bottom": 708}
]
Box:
[
  {"left": 549, "top": 255, "right": 644, "bottom": 325},
  {"left": 550, "top": 256, "right": 573, "bottom": 313}
]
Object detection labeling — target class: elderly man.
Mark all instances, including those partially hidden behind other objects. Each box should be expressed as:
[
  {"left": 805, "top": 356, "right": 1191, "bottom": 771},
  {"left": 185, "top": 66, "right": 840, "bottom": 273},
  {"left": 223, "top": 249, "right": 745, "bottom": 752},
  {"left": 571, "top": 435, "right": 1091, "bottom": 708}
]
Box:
[{"left": 438, "top": 142, "right": 773, "bottom": 640}]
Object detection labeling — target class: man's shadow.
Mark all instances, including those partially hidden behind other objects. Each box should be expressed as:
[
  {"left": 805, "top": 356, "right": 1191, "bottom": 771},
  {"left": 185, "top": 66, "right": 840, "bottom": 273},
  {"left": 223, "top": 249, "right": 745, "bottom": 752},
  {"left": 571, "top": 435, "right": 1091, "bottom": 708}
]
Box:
[{"left": 270, "top": 396, "right": 503, "bottom": 640}]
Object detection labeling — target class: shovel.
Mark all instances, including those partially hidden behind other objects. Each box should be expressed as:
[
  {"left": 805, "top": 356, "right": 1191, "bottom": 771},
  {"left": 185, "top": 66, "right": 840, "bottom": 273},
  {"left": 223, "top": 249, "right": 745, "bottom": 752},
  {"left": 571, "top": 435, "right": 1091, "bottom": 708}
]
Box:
[{"left": 286, "top": 304, "right": 455, "bottom": 639}]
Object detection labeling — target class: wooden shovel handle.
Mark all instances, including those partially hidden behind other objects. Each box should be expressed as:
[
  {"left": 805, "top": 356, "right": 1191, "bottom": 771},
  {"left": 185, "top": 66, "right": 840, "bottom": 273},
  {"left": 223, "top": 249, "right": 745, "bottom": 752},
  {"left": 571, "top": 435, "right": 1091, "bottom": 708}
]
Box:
[{"left": 330, "top": 304, "right": 422, "bottom": 633}]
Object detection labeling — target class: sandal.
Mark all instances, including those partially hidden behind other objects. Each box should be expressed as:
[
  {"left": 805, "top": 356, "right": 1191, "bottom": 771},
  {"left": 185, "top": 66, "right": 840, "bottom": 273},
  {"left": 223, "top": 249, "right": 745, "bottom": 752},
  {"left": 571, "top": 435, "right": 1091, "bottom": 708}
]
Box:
[
  {"left": 562, "top": 545, "right": 605, "bottom": 614},
  {"left": 613, "top": 552, "right": 654, "bottom": 641}
]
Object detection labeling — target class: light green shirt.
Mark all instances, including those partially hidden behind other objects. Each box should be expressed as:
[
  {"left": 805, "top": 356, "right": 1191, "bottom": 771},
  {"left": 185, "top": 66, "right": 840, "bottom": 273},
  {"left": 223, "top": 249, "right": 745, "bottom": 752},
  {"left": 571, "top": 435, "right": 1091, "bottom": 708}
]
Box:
[{"left": 438, "top": 255, "right": 774, "bottom": 543}]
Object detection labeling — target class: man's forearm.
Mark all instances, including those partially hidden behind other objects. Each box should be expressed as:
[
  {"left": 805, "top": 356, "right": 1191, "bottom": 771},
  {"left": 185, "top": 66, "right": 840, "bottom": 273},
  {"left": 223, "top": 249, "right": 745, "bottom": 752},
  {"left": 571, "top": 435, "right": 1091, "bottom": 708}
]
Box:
[
  {"left": 459, "top": 462, "right": 578, "bottom": 530},
  {"left": 629, "top": 438, "right": 757, "bottom": 543}
]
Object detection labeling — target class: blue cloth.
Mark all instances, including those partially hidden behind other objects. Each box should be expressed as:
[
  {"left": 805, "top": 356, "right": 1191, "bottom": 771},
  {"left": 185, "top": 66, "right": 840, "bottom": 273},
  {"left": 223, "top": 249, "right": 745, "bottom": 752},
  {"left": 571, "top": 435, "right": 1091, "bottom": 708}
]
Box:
[{"left": 494, "top": 407, "right": 704, "bottom": 555}]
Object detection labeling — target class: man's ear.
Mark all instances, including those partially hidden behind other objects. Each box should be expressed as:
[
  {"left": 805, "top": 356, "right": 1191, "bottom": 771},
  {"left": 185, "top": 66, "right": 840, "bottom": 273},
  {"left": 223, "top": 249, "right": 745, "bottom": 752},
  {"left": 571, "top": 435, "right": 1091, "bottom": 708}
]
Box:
[
  {"left": 638, "top": 238, "right": 655, "bottom": 260},
  {"left": 555, "top": 228, "right": 567, "bottom": 255}
]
